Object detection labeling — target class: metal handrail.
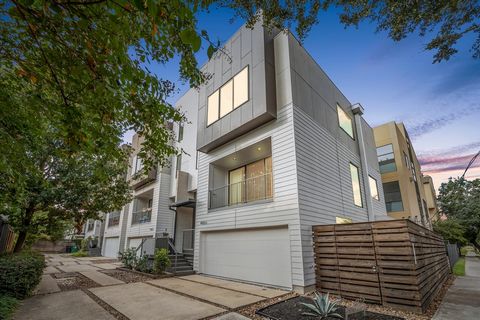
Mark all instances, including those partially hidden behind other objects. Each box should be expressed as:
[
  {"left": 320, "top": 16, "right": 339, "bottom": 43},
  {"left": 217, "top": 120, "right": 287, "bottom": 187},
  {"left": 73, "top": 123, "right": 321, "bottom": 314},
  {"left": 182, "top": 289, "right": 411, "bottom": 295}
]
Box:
[
  {"left": 209, "top": 172, "right": 272, "bottom": 192},
  {"left": 134, "top": 238, "right": 148, "bottom": 256},
  {"left": 167, "top": 238, "right": 178, "bottom": 274}
]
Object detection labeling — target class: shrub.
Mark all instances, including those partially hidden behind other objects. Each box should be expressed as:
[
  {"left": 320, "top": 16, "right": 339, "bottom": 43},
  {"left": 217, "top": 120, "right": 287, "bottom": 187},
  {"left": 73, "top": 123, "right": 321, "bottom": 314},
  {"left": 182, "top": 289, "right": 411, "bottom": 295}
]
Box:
[
  {"left": 119, "top": 248, "right": 137, "bottom": 269},
  {"left": 135, "top": 254, "right": 150, "bottom": 273},
  {"left": 300, "top": 292, "right": 343, "bottom": 319},
  {"left": 0, "top": 294, "right": 18, "bottom": 320},
  {"left": 153, "top": 248, "right": 171, "bottom": 274},
  {"left": 71, "top": 250, "right": 88, "bottom": 257},
  {"left": 0, "top": 251, "right": 45, "bottom": 299}
]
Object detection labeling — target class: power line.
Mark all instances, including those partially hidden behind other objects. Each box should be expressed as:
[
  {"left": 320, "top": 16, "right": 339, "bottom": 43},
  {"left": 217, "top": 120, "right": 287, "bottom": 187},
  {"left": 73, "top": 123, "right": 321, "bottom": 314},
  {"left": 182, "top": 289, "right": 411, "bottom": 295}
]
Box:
[{"left": 461, "top": 150, "right": 480, "bottom": 179}]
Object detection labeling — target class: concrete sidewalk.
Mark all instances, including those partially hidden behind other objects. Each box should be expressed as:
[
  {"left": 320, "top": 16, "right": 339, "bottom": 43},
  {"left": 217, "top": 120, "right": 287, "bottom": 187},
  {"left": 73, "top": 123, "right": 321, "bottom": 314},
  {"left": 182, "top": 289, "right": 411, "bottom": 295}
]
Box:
[{"left": 433, "top": 256, "right": 480, "bottom": 320}]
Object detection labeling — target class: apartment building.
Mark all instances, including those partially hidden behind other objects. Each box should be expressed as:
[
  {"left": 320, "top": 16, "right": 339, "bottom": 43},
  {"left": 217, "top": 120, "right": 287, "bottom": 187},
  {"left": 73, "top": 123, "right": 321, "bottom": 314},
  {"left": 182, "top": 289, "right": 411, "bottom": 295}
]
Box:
[
  {"left": 373, "top": 122, "right": 432, "bottom": 228},
  {"left": 423, "top": 175, "right": 440, "bottom": 223},
  {"left": 188, "top": 23, "right": 388, "bottom": 293}
]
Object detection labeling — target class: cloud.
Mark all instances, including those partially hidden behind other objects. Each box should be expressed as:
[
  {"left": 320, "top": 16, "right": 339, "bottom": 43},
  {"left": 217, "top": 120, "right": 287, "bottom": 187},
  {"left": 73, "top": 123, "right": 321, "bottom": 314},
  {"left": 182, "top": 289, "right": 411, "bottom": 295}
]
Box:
[
  {"left": 418, "top": 141, "right": 480, "bottom": 175},
  {"left": 408, "top": 104, "right": 480, "bottom": 138}
]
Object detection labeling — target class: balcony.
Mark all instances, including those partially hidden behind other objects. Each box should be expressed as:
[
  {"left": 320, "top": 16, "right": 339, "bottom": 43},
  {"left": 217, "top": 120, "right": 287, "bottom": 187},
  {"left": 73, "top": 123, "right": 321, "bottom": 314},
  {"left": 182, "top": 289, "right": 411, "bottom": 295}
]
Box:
[
  {"left": 130, "top": 167, "right": 157, "bottom": 190},
  {"left": 209, "top": 173, "right": 273, "bottom": 209},
  {"left": 131, "top": 208, "right": 152, "bottom": 225}
]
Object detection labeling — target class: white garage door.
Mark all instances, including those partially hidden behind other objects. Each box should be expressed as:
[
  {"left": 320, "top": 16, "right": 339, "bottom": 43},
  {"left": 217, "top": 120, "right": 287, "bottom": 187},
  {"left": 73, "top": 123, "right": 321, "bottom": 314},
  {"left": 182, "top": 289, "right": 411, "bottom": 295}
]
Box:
[
  {"left": 103, "top": 237, "right": 119, "bottom": 258},
  {"left": 200, "top": 228, "right": 292, "bottom": 288}
]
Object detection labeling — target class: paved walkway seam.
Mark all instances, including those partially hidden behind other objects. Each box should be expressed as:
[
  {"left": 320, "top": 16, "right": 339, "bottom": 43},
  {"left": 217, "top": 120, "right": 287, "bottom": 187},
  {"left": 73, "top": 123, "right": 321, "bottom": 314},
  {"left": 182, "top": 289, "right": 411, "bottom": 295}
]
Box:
[{"left": 82, "top": 288, "right": 130, "bottom": 320}]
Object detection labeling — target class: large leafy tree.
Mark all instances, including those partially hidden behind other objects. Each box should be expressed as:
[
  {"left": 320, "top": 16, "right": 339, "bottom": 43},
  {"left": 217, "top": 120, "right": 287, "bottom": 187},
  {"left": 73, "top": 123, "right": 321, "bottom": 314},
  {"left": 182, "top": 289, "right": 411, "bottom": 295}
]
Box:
[
  {"left": 437, "top": 178, "right": 480, "bottom": 250},
  {"left": 1, "top": 1, "right": 478, "bottom": 251}
]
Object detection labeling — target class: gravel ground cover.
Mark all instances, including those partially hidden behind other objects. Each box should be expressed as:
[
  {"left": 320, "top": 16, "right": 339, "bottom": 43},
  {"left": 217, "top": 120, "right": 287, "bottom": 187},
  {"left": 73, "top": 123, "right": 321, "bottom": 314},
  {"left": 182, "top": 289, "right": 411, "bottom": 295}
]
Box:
[
  {"left": 99, "top": 269, "right": 153, "bottom": 283},
  {"left": 256, "top": 296, "right": 404, "bottom": 320},
  {"left": 53, "top": 272, "right": 99, "bottom": 291}
]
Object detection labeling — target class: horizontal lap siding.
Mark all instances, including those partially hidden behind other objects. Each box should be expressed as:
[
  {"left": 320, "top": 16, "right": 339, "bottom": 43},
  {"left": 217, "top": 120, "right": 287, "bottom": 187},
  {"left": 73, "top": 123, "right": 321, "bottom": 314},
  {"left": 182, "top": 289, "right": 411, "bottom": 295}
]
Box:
[
  {"left": 194, "top": 103, "right": 304, "bottom": 287},
  {"left": 293, "top": 105, "right": 370, "bottom": 287}
]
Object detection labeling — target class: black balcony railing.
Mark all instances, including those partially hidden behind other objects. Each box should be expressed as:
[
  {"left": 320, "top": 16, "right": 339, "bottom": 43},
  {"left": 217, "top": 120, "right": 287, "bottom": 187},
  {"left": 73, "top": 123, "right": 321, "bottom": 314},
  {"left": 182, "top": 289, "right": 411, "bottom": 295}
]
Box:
[
  {"left": 209, "top": 173, "right": 272, "bottom": 209},
  {"left": 131, "top": 208, "right": 152, "bottom": 225}
]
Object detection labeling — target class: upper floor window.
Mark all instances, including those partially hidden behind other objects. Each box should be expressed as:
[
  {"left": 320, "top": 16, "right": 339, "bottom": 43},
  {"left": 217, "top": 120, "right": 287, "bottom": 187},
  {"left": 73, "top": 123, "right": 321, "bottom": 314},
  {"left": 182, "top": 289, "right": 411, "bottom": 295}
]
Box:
[
  {"left": 175, "top": 154, "right": 182, "bottom": 177},
  {"left": 133, "top": 155, "right": 143, "bottom": 174},
  {"left": 383, "top": 181, "right": 404, "bottom": 212},
  {"left": 178, "top": 125, "right": 184, "bottom": 142},
  {"left": 349, "top": 163, "right": 363, "bottom": 207},
  {"left": 369, "top": 176, "right": 380, "bottom": 200},
  {"left": 87, "top": 220, "right": 94, "bottom": 232},
  {"left": 377, "top": 144, "right": 396, "bottom": 173},
  {"left": 337, "top": 105, "right": 354, "bottom": 138},
  {"left": 207, "top": 66, "right": 249, "bottom": 126},
  {"left": 404, "top": 152, "right": 409, "bottom": 169},
  {"left": 108, "top": 211, "right": 121, "bottom": 227}
]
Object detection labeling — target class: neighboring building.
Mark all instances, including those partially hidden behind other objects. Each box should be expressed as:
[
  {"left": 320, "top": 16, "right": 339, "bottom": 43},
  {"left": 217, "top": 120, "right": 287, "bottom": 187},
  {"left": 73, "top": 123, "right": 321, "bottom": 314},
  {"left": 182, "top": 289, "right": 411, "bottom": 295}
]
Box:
[
  {"left": 423, "top": 175, "right": 440, "bottom": 223},
  {"left": 373, "top": 122, "right": 431, "bottom": 228},
  {"left": 190, "top": 23, "right": 387, "bottom": 293},
  {"left": 83, "top": 218, "right": 102, "bottom": 240}
]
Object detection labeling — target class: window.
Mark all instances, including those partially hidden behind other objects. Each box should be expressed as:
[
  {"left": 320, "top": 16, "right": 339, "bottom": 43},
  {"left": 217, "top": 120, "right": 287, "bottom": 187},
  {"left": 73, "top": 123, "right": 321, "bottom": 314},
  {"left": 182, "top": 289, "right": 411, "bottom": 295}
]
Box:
[
  {"left": 108, "top": 211, "right": 120, "bottom": 227},
  {"left": 175, "top": 154, "right": 182, "bottom": 177},
  {"left": 337, "top": 105, "right": 354, "bottom": 138},
  {"left": 178, "top": 125, "right": 184, "bottom": 142},
  {"left": 404, "top": 152, "right": 409, "bottom": 169},
  {"left": 349, "top": 163, "right": 363, "bottom": 207},
  {"left": 336, "top": 217, "right": 352, "bottom": 224},
  {"left": 207, "top": 66, "right": 249, "bottom": 126},
  {"left": 87, "top": 220, "right": 94, "bottom": 232},
  {"left": 369, "top": 176, "right": 380, "bottom": 200},
  {"left": 383, "top": 181, "right": 404, "bottom": 212},
  {"left": 227, "top": 156, "right": 273, "bottom": 206},
  {"left": 133, "top": 155, "right": 143, "bottom": 174},
  {"left": 377, "top": 144, "right": 396, "bottom": 173}
]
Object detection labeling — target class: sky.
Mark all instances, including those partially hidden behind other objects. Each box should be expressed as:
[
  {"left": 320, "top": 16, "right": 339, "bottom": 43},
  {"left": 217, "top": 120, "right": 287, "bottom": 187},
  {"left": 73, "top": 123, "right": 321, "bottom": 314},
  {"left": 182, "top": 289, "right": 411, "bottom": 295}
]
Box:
[{"left": 131, "top": 6, "right": 480, "bottom": 191}]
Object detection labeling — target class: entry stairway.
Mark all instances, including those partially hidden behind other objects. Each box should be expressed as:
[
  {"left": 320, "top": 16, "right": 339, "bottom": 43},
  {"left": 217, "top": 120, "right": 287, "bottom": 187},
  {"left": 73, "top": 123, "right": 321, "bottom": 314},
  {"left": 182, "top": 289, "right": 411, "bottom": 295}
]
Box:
[{"left": 167, "top": 249, "right": 194, "bottom": 275}]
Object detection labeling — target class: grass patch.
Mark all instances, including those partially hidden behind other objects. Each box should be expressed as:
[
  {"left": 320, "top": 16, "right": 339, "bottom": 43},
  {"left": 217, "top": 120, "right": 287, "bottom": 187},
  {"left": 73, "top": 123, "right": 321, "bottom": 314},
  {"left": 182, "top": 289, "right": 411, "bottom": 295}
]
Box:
[
  {"left": 71, "top": 250, "right": 88, "bottom": 257},
  {"left": 453, "top": 257, "right": 465, "bottom": 276},
  {"left": 0, "top": 295, "right": 18, "bottom": 320}
]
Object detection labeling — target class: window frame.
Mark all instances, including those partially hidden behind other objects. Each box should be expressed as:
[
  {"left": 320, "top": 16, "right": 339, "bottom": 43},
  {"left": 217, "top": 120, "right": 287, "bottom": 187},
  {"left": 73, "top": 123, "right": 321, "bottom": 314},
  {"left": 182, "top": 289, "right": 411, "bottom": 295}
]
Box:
[
  {"left": 178, "top": 125, "right": 184, "bottom": 142},
  {"left": 349, "top": 163, "right": 363, "bottom": 208},
  {"left": 377, "top": 143, "right": 397, "bottom": 173},
  {"left": 336, "top": 104, "right": 355, "bottom": 139},
  {"left": 368, "top": 175, "right": 380, "bottom": 201},
  {"left": 383, "top": 181, "right": 404, "bottom": 212},
  {"left": 206, "top": 65, "right": 250, "bottom": 127}
]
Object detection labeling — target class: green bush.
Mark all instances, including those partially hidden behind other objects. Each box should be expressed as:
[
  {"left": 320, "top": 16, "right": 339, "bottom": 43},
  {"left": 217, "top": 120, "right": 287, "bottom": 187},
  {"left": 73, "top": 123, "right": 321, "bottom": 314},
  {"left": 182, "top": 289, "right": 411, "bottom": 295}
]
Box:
[
  {"left": 135, "top": 254, "right": 150, "bottom": 273},
  {"left": 453, "top": 258, "right": 465, "bottom": 276},
  {"left": 71, "top": 250, "right": 88, "bottom": 257},
  {"left": 0, "top": 294, "right": 18, "bottom": 320},
  {"left": 153, "top": 248, "right": 171, "bottom": 274},
  {"left": 119, "top": 248, "right": 137, "bottom": 269},
  {"left": 0, "top": 251, "right": 45, "bottom": 299}
]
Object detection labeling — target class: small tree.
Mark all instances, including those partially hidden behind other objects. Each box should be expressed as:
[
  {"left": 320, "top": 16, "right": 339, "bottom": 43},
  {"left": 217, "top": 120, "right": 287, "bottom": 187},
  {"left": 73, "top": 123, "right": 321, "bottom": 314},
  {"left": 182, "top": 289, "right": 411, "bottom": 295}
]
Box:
[
  {"left": 433, "top": 219, "right": 467, "bottom": 245},
  {"left": 153, "top": 248, "right": 171, "bottom": 274}
]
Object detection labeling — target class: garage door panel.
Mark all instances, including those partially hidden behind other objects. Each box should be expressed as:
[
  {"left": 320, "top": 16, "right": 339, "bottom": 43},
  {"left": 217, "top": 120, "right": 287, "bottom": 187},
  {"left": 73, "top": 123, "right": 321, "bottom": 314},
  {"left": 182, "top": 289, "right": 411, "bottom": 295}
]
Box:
[
  {"left": 104, "top": 237, "right": 119, "bottom": 258},
  {"left": 200, "top": 228, "right": 292, "bottom": 288}
]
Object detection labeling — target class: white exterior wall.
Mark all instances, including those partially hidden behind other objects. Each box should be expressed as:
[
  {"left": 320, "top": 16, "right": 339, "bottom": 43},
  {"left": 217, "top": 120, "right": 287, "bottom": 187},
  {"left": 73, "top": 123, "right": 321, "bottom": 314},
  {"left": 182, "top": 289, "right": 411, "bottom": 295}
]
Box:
[
  {"left": 84, "top": 219, "right": 101, "bottom": 239},
  {"left": 194, "top": 102, "right": 303, "bottom": 286}
]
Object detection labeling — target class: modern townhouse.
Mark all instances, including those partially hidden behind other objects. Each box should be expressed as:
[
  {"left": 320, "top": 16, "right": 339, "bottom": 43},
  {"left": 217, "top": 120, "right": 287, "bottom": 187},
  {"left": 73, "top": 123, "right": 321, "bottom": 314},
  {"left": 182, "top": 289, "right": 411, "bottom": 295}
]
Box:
[
  {"left": 373, "top": 121, "right": 432, "bottom": 228},
  {"left": 185, "top": 23, "right": 388, "bottom": 293},
  {"left": 423, "top": 175, "right": 440, "bottom": 223}
]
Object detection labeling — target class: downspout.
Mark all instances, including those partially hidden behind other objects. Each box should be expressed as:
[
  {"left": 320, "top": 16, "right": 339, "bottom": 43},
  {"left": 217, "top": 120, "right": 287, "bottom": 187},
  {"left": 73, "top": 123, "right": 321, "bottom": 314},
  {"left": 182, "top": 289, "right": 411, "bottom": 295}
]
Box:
[
  {"left": 351, "top": 103, "right": 374, "bottom": 222},
  {"left": 169, "top": 205, "right": 177, "bottom": 244}
]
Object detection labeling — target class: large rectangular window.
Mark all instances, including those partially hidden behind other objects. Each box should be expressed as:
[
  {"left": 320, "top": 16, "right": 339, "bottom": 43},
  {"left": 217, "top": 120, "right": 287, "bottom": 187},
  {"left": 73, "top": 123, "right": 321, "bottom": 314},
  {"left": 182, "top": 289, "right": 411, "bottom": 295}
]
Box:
[
  {"left": 207, "top": 66, "right": 249, "bottom": 126},
  {"left": 227, "top": 156, "right": 272, "bottom": 206},
  {"left": 383, "top": 181, "right": 404, "bottom": 212},
  {"left": 349, "top": 163, "right": 363, "bottom": 207},
  {"left": 337, "top": 105, "right": 354, "bottom": 138},
  {"left": 369, "top": 176, "right": 380, "bottom": 200},
  {"left": 108, "top": 211, "right": 121, "bottom": 227},
  {"left": 377, "top": 144, "right": 396, "bottom": 173}
]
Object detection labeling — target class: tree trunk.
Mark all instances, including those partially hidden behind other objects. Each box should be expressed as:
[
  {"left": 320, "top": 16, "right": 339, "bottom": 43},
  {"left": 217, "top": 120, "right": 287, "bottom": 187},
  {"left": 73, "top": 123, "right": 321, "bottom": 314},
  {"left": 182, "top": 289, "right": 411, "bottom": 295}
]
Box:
[
  {"left": 13, "top": 230, "right": 27, "bottom": 253},
  {"left": 13, "top": 205, "right": 35, "bottom": 253}
]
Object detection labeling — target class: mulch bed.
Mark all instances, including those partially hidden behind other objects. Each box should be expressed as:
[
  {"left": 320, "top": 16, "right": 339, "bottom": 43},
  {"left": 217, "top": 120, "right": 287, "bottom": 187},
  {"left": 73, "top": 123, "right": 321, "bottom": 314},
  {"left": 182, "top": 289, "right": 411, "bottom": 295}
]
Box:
[
  {"left": 257, "top": 296, "right": 404, "bottom": 320},
  {"left": 53, "top": 272, "right": 100, "bottom": 291},
  {"left": 100, "top": 269, "right": 154, "bottom": 283}
]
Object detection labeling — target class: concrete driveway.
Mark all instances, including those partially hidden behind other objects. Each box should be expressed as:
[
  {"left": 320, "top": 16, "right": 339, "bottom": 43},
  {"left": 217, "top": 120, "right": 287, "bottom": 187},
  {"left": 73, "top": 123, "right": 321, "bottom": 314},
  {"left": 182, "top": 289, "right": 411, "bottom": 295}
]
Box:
[{"left": 14, "top": 254, "right": 287, "bottom": 320}]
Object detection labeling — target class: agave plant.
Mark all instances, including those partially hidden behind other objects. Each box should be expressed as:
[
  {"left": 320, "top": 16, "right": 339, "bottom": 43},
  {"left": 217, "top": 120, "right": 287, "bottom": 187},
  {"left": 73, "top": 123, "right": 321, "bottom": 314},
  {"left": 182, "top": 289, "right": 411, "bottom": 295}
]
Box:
[{"left": 300, "top": 292, "right": 343, "bottom": 319}]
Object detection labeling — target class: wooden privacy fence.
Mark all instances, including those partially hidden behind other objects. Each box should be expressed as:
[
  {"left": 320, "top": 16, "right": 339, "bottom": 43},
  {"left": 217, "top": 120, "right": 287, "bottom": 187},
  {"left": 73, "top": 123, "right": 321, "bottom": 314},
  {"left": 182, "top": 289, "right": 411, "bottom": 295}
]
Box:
[
  {"left": 0, "top": 219, "right": 16, "bottom": 254},
  {"left": 313, "top": 219, "right": 450, "bottom": 313}
]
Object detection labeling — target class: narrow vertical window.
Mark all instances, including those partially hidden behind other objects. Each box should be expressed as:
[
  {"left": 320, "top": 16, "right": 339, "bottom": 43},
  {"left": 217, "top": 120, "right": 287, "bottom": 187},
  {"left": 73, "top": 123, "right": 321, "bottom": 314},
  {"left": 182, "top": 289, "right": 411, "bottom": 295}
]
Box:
[
  {"left": 337, "top": 105, "right": 354, "bottom": 138},
  {"left": 377, "top": 144, "right": 396, "bottom": 173},
  {"left": 207, "top": 91, "right": 219, "bottom": 125},
  {"left": 233, "top": 67, "right": 249, "bottom": 108},
  {"left": 383, "top": 181, "right": 404, "bottom": 212},
  {"left": 369, "top": 176, "right": 379, "bottom": 200},
  {"left": 219, "top": 79, "right": 233, "bottom": 117},
  {"left": 178, "top": 125, "right": 184, "bottom": 142},
  {"left": 175, "top": 154, "right": 182, "bottom": 177},
  {"left": 349, "top": 163, "right": 363, "bottom": 207}
]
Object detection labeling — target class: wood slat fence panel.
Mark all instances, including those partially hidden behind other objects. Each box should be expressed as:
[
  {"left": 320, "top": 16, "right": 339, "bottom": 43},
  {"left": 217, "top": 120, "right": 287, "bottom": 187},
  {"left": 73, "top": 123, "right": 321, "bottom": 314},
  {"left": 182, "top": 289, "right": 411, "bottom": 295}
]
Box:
[{"left": 313, "top": 219, "right": 450, "bottom": 313}]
